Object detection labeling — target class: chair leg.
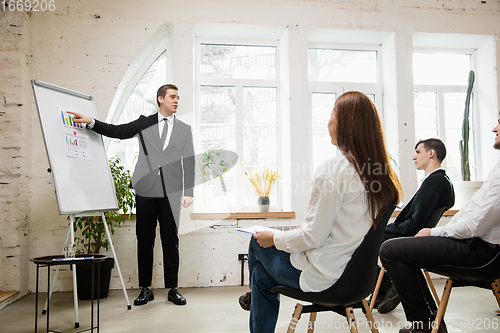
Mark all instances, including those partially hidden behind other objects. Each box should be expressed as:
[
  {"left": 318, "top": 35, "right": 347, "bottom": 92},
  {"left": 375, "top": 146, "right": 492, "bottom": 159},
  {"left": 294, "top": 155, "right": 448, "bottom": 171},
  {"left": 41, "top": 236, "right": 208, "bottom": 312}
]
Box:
[
  {"left": 370, "top": 267, "right": 385, "bottom": 312},
  {"left": 423, "top": 270, "right": 441, "bottom": 304},
  {"left": 346, "top": 307, "right": 359, "bottom": 333},
  {"left": 307, "top": 312, "right": 317, "bottom": 333},
  {"left": 490, "top": 279, "right": 500, "bottom": 308},
  {"left": 362, "top": 299, "right": 379, "bottom": 333},
  {"left": 287, "top": 303, "right": 303, "bottom": 333},
  {"left": 431, "top": 279, "right": 453, "bottom": 333}
]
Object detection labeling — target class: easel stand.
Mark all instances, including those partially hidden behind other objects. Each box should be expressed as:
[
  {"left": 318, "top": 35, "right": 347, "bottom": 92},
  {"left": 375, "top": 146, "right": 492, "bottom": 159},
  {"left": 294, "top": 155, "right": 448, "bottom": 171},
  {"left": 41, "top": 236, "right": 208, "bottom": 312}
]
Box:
[{"left": 42, "top": 213, "right": 131, "bottom": 328}]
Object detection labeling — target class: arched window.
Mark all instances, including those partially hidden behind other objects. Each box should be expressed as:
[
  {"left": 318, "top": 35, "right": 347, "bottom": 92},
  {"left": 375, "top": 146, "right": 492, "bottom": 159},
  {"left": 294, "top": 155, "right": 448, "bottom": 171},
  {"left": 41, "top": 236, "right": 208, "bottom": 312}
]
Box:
[
  {"left": 106, "top": 51, "right": 167, "bottom": 171},
  {"left": 103, "top": 23, "right": 171, "bottom": 172}
]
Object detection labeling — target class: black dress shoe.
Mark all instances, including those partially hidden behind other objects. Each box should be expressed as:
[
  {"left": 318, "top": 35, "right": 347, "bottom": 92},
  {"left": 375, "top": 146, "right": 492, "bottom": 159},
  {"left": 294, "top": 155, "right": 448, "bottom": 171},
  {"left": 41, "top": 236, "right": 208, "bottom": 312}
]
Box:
[
  {"left": 134, "top": 287, "right": 154, "bottom": 306},
  {"left": 377, "top": 281, "right": 400, "bottom": 314},
  {"left": 239, "top": 291, "right": 251, "bottom": 311},
  {"left": 168, "top": 288, "right": 187, "bottom": 305},
  {"left": 368, "top": 288, "right": 385, "bottom": 309}
]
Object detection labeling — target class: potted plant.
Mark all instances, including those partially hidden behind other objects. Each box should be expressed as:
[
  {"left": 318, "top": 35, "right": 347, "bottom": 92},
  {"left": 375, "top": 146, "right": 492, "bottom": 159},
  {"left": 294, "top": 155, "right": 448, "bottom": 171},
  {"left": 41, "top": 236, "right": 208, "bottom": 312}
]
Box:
[
  {"left": 200, "top": 148, "right": 230, "bottom": 185},
  {"left": 454, "top": 70, "right": 483, "bottom": 209},
  {"left": 199, "top": 148, "right": 237, "bottom": 210},
  {"left": 71, "top": 156, "right": 136, "bottom": 299},
  {"left": 246, "top": 168, "right": 281, "bottom": 212}
]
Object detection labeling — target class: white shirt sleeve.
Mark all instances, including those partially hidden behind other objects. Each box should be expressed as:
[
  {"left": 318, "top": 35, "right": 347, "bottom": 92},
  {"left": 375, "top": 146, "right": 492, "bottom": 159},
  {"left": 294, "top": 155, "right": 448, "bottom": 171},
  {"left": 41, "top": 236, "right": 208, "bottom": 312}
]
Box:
[
  {"left": 86, "top": 118, "right": 96, "bottom": 129},
  {"left": 431, "top": 175, "right": 500, "bottom": 239}
]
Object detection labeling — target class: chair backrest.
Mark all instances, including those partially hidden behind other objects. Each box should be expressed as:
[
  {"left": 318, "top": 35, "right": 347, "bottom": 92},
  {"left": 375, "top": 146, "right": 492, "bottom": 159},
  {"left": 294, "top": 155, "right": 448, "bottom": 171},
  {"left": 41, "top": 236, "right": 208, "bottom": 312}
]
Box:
[
  {"left": 424, "top": 206, "right": 448, "bottom": 229},
  {"left": 427, "top": 247, "right": 500, "bottom": 285},
  {"left": 289, "top": 204, "right": 396, "bottom": 307}
]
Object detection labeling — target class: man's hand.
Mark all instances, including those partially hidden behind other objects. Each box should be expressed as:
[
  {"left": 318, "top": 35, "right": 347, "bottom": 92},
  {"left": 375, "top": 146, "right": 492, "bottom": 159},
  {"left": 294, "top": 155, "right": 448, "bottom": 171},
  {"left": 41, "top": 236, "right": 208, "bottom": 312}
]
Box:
[
  {"left": 67, "top": 111, "right": 92, "bottom": 124},
  {"left": 181, "top": 196, "right": 194, "bottom": 208},
  {"left": 415, "top": 228, "right": 432, "bottom": 237},
  {"left": 253, "top": 231, "right": 275, "bottom": 248}
]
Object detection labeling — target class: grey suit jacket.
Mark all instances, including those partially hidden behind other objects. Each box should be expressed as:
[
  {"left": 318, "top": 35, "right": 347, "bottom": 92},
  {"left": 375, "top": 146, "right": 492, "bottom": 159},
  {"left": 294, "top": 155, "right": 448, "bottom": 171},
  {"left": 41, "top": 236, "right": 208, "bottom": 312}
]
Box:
[{"left": 91, "top": 113, "right": 195, "bottom": 199}]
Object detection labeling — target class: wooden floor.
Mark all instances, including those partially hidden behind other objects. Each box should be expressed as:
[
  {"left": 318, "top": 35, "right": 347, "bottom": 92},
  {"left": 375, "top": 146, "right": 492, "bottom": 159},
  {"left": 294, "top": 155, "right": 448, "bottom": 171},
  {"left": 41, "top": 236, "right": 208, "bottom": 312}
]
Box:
[
  {"left": 0, "top": 282, "right": 499, "bottom": 333},
  {"left": 0, "top": 291, "right": 19, "bottom": 303}
]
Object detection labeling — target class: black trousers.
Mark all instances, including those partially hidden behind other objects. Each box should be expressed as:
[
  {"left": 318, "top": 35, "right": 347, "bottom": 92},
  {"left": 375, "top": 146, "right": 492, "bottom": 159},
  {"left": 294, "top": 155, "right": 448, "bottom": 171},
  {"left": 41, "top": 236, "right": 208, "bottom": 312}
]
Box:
[
  {"left": 135, "top": 194, "right": 181, "bottom": 288},
  {"left": 376, "top": 232, "right": 437, "bottom": 313},
  {"left": 380, "top": 236, "right": 499, "bottom": 323}
]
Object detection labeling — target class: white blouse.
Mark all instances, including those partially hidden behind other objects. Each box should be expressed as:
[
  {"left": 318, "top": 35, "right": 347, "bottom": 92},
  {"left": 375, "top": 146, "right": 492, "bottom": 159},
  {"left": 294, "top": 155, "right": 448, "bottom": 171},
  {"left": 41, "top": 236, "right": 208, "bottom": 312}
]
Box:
[{"left": 273, "top": 154, "right": 372, "bottom": 292}]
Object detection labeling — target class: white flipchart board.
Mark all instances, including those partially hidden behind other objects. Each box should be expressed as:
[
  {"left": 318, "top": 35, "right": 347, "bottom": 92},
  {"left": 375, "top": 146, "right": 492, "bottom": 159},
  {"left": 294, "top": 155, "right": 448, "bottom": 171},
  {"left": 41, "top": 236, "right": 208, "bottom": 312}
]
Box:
[{"left": 32, "top": 80, "right": 119, "bottom": 215}]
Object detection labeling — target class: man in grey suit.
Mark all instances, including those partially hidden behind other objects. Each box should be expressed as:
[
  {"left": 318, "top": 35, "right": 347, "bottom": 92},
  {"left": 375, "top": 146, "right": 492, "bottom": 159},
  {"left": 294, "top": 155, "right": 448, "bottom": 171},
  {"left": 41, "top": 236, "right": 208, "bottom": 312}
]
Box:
[{"left": 69, "top": 84, "right": 195, "bottom": 306}]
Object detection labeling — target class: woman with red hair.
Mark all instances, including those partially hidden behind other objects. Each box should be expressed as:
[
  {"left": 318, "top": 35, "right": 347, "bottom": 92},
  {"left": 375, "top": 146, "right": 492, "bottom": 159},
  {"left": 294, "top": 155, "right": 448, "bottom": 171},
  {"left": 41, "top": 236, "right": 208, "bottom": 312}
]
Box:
[{"left": 239, "top": 91, "right": 402, "bottom": 333}]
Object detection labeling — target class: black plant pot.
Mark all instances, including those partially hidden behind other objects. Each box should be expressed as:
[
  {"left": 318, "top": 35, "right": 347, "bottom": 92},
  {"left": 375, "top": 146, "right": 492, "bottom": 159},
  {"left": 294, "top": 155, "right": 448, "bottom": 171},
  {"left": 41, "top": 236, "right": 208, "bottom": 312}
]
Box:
[{"left": 73, "top": 257, "right": 114, "bottom": 300}]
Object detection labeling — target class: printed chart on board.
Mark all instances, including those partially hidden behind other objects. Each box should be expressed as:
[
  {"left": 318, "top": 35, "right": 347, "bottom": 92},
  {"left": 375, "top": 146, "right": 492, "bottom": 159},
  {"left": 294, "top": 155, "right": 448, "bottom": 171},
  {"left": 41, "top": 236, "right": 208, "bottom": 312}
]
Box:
[{"left": 58, "top": 105, "right": 92, "bottom": 160}]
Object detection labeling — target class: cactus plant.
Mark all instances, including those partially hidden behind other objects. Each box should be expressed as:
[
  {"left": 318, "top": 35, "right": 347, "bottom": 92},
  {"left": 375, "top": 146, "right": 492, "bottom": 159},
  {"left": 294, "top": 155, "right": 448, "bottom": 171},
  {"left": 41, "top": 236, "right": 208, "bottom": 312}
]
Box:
[{"left": 459, "top": 70, "right": 475, "bottom": 181}]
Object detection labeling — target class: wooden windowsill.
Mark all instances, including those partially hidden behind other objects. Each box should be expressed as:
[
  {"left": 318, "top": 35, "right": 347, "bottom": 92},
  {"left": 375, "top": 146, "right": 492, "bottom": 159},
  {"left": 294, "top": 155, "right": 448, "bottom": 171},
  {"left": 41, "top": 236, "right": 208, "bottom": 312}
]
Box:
[
  {"left": 99, "top": 209, "right": 458, "bottom": 221},
  {"left": 191, "top": 212, "right": 296, "bottom": 220},
  {"left": 391, "top": 209, "right": 458, "bottom": 218}
]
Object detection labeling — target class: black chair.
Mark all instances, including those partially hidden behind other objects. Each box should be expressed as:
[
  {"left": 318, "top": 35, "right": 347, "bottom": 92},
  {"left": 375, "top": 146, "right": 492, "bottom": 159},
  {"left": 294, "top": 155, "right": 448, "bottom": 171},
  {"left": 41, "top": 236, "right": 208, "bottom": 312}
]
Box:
[
  {"left": 271, "top": 204, "right": 396, "bottom": 333},
  {"left": 425, "top": 248, "right": 500, "bottom": 333},
  {"left": 370, "top": 206, "right": 449, "bottom": 311}
]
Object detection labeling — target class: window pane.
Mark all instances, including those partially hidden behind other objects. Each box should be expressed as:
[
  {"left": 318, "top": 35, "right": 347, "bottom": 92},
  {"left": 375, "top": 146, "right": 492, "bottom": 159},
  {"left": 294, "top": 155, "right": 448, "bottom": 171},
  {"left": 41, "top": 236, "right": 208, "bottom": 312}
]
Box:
[
  {"left": 308, "top": 49, "right": 377, "bottom": 82},
  {"left": 243, "top": 87, "right": 278, "bottom": 206},
  {"left": 200, "top": 86, "right": 236, "bottom": 151},
  {"left": 444, "top": 92, "right": 467, "bottom": 129},
  {"left": 413, "top": 53, "right": 471, "bottom": 85},
  {"left": 414, "top": 91, "right": 438, "bottom": 142},
  {"left": 243, "top": 87, "right": 278, "bottom": 165},
  {"left": 106, "top": 51, "right": 167, "bottom": 171},
  {"left": 312, "top": 93, "right": 338, "bottom": 171},
  {"left": 200, "top": 44, "right": 276, "bottom": 80},
  {"left": 199, "top": 86, "right": 237, "bottom": 210}
]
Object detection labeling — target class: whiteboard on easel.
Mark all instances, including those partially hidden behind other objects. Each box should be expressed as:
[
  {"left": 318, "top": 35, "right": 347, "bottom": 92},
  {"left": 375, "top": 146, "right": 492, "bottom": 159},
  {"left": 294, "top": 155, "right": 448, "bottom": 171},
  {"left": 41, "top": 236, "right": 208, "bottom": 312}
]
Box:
[{"left": 32, "top": 80, "right": 119, "bottom": 215}]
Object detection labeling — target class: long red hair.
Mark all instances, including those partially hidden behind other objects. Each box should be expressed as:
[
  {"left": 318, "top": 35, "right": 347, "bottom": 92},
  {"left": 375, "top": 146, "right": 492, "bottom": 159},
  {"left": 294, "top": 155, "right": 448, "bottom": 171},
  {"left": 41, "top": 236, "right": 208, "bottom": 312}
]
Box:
[{"left": 334, "top": 91, "right": 402, "bottom": 225}]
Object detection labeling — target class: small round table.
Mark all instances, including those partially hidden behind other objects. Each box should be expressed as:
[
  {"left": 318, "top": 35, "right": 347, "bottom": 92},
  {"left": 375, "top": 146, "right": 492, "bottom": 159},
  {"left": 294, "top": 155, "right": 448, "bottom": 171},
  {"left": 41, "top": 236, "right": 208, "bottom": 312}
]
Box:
[{"left": 30, "top": 254, "right": 107, "bottom": 333}]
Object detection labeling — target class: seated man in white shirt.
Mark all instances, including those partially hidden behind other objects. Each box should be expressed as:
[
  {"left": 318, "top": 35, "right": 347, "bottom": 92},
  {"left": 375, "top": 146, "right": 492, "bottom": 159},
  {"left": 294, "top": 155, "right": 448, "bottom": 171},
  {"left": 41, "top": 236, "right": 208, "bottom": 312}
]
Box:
[{"left": 380, "top": 117, "right": 500, "bottom": 333}]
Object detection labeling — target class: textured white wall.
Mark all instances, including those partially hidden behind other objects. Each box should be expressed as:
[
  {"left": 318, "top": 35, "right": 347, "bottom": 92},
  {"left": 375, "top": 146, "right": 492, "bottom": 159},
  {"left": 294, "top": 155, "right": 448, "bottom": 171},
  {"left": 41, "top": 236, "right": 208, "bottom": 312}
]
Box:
[{"left": 0, "top": 11, "right": 32, "bottom": 293}]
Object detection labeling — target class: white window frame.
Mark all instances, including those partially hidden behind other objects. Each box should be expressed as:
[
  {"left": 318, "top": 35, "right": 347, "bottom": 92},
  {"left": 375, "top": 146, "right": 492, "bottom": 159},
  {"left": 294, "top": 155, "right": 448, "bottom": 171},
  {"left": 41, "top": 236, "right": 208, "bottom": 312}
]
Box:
[
  {"left": 308, "top": 43, "right": 383, "bottom": 174},
  {"left": 195, "top": 37, "right": 282, "bottom": 212},
  {"left": 413, "top": 48, "right": 477, "bottom": 181}
]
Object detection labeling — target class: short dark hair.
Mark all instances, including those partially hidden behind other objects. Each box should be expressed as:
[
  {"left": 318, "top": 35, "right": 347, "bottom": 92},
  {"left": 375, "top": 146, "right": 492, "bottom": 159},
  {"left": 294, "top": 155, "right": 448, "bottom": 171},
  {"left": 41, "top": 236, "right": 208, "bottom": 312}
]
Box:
[
  {"left": 415, "top": 138, "right": 447, "bottom": 163},
  {"left": 156, "top": 84, "right": 178, "bottom": 107}
]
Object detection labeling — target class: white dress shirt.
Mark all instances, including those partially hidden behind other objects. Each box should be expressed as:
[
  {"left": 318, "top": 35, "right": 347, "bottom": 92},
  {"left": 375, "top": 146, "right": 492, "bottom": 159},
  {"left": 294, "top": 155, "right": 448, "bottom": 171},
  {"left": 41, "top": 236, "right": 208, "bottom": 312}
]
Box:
[
  {"left": 158, "top": 113, "right": 174, "bottom": 150},
  {"left": 273, "top": 154, "right": 372, "bottom": 292},
  {"left": 431, "top": 159, "right": 500, "bottom": 245}
]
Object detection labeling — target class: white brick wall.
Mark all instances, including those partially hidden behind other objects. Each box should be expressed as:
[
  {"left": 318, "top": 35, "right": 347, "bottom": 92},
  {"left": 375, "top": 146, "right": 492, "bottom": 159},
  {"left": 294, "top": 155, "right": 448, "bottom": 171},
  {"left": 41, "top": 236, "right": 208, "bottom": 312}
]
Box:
[
  {"left": 0, "top": 11, "right": 32, "bottom": 294},
  {"left": 0, "top": 0, "right": 498, "bottom": 296}
]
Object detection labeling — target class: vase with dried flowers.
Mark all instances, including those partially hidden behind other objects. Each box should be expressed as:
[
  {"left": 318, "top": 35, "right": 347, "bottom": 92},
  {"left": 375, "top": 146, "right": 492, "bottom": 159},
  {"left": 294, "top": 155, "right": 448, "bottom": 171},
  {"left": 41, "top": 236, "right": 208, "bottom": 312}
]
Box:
[{"left": 245, "top": 168, "right": 281, "bottom": 212}]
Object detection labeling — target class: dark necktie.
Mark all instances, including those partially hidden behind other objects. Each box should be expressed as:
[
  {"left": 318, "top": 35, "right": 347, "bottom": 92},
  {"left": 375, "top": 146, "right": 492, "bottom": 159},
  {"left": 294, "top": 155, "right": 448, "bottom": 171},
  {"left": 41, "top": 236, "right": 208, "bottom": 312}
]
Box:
[{"left": 160, "top": 118, "right": 168, "bottom": 149}]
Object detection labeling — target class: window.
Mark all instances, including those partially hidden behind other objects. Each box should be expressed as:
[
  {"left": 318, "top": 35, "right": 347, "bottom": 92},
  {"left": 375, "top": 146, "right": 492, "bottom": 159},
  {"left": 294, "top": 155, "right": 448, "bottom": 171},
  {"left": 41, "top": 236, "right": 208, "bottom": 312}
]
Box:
[
  {"left": 106, "top": 52, "right": 167, "bottom": 172},
  {"left": 413, "top": 51, "right": 476, "bottom": 182},
  {"left": 308, "top": 46, "right": 381, "bottom": 172},
  {"left": 196, "top": 43, "right": 280, "bottom": 212}
]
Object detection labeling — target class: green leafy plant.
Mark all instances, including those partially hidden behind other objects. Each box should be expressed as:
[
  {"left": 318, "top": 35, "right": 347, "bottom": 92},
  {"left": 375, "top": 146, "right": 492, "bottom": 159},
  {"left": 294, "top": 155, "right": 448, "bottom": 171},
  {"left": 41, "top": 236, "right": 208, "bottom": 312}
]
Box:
[
  {"left": 200, "top": 148, "right": 229, "bottom": 182},
  {"left": 459, "top": 70, "right": 475, "bottom": 181},
  {"left": 71, "top": 156, "right": 136, "bottom": 254}
]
